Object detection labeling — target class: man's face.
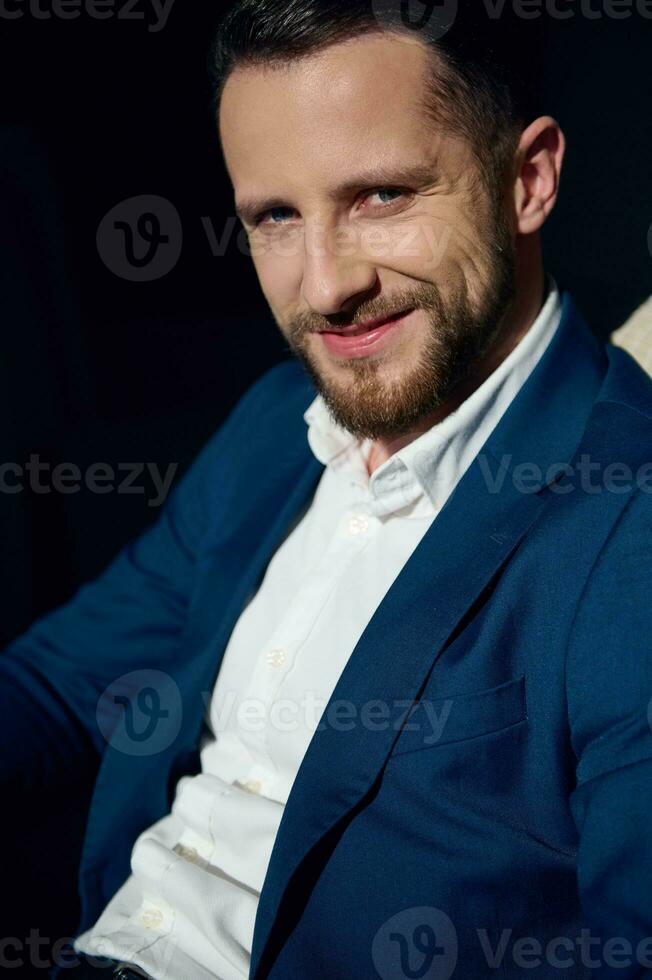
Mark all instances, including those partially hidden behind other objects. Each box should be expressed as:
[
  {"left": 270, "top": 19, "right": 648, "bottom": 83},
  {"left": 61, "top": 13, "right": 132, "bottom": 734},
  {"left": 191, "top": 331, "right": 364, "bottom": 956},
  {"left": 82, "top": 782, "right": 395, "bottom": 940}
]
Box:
[{"left": 219, "top": 32, "right": 517, "bottom": 440}]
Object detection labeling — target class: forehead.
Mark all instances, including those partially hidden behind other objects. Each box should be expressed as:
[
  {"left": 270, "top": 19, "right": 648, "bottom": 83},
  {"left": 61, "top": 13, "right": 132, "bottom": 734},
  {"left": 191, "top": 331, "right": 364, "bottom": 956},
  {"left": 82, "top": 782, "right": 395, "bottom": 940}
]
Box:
[{"left": 218, "top": 33, "right": 440, "bottom": 189}]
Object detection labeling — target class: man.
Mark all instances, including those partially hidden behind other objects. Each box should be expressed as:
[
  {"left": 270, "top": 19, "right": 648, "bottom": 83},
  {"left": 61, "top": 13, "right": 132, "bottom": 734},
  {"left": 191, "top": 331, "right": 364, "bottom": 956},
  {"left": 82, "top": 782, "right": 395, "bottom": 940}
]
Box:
[{"left": 2, "top": 2, "right": 652, "bottom": 978}]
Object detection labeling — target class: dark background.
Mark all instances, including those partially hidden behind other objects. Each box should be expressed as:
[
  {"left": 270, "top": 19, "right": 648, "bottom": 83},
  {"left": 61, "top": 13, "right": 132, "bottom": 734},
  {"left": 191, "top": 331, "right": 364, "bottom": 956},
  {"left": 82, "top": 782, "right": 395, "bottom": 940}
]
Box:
[{"left": 0, "top": 0, "right": 650, "bottom": 966}]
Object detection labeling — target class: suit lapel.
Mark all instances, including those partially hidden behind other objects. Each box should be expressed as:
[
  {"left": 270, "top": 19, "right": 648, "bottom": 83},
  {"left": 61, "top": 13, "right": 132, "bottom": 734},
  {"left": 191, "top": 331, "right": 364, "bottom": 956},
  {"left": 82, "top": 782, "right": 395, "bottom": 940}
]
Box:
[{"left": 250, "top": 293, "right": 608, "bottom": 978}]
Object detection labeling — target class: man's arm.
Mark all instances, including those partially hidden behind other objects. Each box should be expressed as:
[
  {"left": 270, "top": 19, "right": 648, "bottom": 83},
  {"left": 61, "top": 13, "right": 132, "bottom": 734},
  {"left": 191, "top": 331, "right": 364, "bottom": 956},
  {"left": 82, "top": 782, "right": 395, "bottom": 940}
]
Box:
[
  {"left": 566, "top": 487, "right": 652, "bottom": 977},
  {"left": 0, "top": 366, "right": 276, "bottom": 794}
]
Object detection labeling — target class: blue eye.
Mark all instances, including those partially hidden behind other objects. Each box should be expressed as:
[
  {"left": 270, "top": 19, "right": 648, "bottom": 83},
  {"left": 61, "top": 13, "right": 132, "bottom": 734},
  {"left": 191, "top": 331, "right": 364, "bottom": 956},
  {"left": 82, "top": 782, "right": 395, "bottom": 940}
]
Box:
[
  {"left": 260, "top": 207, "right": 294, "bottom": 225},
  {"left": 373, "top": 188, "right": 403, "bottom": 205}
]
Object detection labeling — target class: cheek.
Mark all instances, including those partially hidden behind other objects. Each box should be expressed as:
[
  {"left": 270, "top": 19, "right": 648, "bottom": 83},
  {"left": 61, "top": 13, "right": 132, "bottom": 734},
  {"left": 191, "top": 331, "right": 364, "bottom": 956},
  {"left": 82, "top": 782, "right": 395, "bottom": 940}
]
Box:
[
  {"left": 251, "top": 236, "right": 304, "bottom": 307},
  {"left": 383, "top": 216, "right": 459, "bottom": 280},
  {"left": 376, "top": 208, "right": 484, "bottom": 288}
]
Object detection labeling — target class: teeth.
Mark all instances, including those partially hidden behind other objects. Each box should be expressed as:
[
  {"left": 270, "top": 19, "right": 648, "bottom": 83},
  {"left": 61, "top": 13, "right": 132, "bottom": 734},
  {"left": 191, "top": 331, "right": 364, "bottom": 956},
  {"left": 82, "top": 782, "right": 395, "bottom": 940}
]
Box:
[
  {"left": 318, "top": 310, "right": 410, "bottom": 338},
  {"left": 345, "top": 324, "right": 380, "bottom": 337},
  {"left": 338, "top": 312, "right": 404, "bottom": 336}
]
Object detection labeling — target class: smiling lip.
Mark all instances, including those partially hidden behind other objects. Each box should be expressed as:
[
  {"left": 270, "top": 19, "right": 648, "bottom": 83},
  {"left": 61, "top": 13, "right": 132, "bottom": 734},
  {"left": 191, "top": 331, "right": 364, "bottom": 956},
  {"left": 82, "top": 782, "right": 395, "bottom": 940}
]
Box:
[
  {"left": 317, "top": 308, "right": 415, "bottom": 359},
  {"left": 318, "top": 309, "right": 413, "bottom": 338}
]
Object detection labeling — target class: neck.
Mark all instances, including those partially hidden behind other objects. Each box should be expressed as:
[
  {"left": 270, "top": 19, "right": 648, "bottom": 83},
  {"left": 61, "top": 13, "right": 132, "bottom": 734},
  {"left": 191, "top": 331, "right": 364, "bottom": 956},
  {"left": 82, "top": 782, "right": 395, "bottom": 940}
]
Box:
[{"left": 365, "top": 260, "right": 546, "bottom": 477}]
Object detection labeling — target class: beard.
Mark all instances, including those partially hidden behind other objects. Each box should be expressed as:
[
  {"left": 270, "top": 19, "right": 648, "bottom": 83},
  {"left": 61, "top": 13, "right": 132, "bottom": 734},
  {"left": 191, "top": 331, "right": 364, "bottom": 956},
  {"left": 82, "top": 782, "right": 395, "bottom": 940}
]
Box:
[{"left": 279, "top": 207, "right": 517, "bottom": 441}]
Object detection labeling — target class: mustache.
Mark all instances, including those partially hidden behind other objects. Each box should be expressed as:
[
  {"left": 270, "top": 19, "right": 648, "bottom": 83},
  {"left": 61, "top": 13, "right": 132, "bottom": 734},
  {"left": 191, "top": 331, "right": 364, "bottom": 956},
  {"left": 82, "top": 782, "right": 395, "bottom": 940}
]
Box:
[
  {"left": 312, "top": 308, "right": 414, "bottom": 334},
  {"left": 287, "top": 285, "right": 444, "bottom": 338},
  {"left": 287, "top": 309, "right": 397, "bottom": 337}
]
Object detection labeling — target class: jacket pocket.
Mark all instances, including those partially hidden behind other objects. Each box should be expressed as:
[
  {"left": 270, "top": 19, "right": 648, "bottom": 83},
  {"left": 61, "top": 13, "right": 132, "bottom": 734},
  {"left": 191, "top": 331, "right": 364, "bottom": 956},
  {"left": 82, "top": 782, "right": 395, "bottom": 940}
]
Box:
[{"left": 390, "top": 674, "right": 527, "bottom": 757}]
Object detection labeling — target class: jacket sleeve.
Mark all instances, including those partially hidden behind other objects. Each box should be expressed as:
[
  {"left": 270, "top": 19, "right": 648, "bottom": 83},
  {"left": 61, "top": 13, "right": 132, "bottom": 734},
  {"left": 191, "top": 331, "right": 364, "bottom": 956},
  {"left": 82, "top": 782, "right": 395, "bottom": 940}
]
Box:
[
  {"left": 566, "top": 487, "right": 652, "bottom": 978},
  {"left": 0, "top": 367, "right": 275, "bottom": 794}
]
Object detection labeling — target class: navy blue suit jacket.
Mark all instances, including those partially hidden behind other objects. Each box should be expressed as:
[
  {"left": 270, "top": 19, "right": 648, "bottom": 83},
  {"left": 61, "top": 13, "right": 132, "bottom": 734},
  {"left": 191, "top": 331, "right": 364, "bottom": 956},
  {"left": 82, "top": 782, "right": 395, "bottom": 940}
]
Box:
[{"left": 3, "top": 292, "right": 652, "bottom": 979}]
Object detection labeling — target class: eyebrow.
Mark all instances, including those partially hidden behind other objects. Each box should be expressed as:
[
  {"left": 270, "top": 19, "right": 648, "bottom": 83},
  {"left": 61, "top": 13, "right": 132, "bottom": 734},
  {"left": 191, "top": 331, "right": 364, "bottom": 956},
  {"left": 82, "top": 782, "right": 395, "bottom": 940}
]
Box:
[{"left": 234, "top": 163, "right": 438, "bottom": 225}]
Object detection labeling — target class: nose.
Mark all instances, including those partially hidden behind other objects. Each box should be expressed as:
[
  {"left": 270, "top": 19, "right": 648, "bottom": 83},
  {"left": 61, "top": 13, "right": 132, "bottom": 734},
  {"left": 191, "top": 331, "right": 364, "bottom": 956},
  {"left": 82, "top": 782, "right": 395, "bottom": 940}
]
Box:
[{"left": 300, "top": 225, "right": 378, "bottom": 317}]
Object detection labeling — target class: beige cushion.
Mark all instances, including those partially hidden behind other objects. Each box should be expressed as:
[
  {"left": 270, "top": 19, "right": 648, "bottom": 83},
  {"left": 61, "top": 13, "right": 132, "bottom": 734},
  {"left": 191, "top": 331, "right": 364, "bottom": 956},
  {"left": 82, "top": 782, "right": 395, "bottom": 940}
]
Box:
[{"left": 611, "top": 296, "right": 652, "bottom": 377}]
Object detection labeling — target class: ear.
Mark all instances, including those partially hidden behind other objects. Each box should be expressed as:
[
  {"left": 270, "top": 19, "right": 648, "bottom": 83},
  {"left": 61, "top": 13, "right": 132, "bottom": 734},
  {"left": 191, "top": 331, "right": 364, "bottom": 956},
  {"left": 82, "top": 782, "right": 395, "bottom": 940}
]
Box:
[{"left": 512, "top": 116, "right": 566, "bottom": 235}]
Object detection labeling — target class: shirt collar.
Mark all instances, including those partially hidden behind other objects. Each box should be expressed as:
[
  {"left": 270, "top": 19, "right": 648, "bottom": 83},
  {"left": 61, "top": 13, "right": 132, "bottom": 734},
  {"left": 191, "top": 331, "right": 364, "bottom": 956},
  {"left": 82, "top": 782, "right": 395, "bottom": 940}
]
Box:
[{"left": 303, "top": 276, "right": 562, "bottom": 519}]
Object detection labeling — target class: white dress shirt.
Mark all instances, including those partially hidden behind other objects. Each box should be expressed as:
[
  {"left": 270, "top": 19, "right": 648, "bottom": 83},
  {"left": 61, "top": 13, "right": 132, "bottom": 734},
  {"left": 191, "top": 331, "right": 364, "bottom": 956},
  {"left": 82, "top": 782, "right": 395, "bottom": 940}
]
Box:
[{"left": 75, "top": 278, "right": 562, "bottom": 979}]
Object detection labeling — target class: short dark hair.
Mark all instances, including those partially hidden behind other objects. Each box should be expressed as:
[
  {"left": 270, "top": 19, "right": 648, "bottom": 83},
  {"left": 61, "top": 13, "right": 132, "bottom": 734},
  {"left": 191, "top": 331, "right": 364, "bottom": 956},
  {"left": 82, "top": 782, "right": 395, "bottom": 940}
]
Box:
[{"left": 209, "top": 0, "right": 546, "bottom": 202}]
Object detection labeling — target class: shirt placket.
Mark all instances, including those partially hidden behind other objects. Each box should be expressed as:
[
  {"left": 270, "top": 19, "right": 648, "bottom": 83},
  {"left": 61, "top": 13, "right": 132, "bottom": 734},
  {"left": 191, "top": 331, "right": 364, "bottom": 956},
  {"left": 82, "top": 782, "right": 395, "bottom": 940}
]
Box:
[{"left": 234, "top": 500, "right": 378, "bottom": 798}]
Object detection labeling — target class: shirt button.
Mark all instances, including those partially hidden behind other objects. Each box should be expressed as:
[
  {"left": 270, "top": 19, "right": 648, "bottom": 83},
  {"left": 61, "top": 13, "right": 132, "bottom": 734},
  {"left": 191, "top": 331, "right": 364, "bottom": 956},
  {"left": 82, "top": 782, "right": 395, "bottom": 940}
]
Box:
[
  {"left": 348, "top": 513, "right": 369, "bottom": 536},
  {"left": 139, "top": 907, "right": 163, "bottom": 930},
  {"left": 174, "top": 843, "right": 200, "bottom": 863},
  {"left": 266, "top": 648, "right": 287, "bottom": 668},
  {"left": 241, "top": 778, "right": 262, "bottom": 794}
]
